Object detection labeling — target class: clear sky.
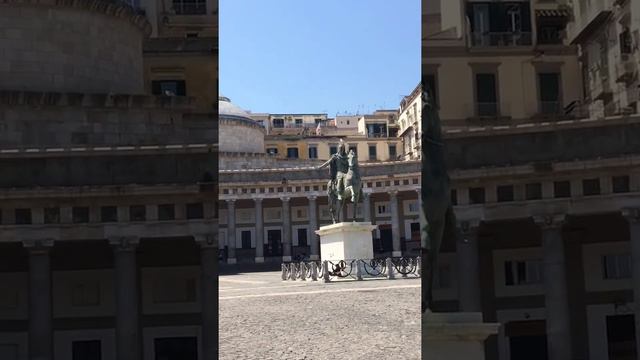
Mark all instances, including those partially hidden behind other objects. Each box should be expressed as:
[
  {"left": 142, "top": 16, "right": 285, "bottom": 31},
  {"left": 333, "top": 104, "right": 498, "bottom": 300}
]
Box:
[{"left": 219, "top": 0, "right": 420, "bottom": 117}]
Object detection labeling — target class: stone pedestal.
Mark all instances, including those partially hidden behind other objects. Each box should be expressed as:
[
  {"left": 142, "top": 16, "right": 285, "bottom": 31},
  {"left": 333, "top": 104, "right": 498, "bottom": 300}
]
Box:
[
  {"left": 316, "top": 222, "right": 376, "bottom": 261},
  {"left": 423, "top": 311, "right": 499, "bottom": 360}
]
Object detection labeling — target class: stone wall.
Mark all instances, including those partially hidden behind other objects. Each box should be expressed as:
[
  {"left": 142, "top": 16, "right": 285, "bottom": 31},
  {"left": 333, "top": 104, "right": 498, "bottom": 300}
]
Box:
[
  {"left": 0, "top": 153, "right": 214, "bottom": 187},
  {"left": 0, "top": 98, "right": 215, "bottom": 147},
  {"left": 444, "top": 120, "right": 640, "bottom": 170},
  {"left": 0, "top": 2, "right": 149, "bottom": 94}
]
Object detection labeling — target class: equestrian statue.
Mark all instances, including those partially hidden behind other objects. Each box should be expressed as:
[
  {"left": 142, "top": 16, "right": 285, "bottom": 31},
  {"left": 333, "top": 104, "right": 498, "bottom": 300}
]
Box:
[
  {"left": 318, "top": 139, "right": 362, "bottom": 223},
  {"left": 422, "top": 83, "right": 460, "bottom": 313}
]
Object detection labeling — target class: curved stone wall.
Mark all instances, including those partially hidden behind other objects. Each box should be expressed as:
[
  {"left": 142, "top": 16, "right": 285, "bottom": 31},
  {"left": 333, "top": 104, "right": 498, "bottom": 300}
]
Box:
[
  {"left": 0, "top": 1, "right": 150, "bottom": 94},
  {"left": 219, "top": 118, "right": 266, "bottom": 153}
]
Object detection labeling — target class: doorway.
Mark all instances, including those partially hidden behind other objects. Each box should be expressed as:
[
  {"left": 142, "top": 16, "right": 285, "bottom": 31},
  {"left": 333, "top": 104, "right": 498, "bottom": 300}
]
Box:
[{"left": 266, "top": 229, "right": 282, "bottom": 257}]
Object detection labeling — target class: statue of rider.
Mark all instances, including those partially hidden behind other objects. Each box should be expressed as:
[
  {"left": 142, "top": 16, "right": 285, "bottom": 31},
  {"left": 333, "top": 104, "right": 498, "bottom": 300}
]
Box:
[{"left": 319, "top": 139, "right": 349, "bottom": 200}]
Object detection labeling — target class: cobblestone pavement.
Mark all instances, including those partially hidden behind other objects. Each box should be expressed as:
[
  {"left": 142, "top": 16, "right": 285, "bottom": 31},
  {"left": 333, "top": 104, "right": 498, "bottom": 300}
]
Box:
[{"left": 219, "top": 271, "right": 421, "bottom": 360}]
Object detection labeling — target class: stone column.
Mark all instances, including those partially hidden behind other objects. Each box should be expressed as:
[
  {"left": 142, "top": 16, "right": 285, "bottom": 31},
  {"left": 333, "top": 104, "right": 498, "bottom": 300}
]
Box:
[
  {"left": 282, "top": 197, "right": 292, "bottom": 262},
  {"left": 24, "top": 239, "right": 54, "bottom": 360},
  {"left": 196, "top": 234, "right": 217, "bottom": 360},
  {"left": 534, "top": 215, "right": 572, "bottom": 360},
  {"left": 308, "top": 196, "right": 319, "bottom": 260},
  {"left": 622, "top": 207, "right": 640, "bottom": 357},
  {"left": 456, "top": 220, "right": 482, "bottom": 312},
  {"left": 363, "top": 191, "right": 372, "bottom": 223},
  {"left": 254, "top": 198, "right": 264, "bottom": 263},
  {"left": 226, "top": 199, "right": 236, "bottom": 264},
  {"left": 109, "top": 237, "right": 141, "bottom": 360},
  {"left": 389, "top": 190, "right": 402, "bottom": 257}
]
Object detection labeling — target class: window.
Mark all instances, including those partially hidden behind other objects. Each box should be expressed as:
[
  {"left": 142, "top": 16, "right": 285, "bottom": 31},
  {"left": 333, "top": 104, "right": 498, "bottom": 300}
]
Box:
[
  {"left": 129, "top": 205, "right": 146, "bottom": 222},
  {"left": 308, "top": 146, "right": 318, "bottom": 159},
  {"left": 368, "top": 145, "right": 377, "bottom": 161},
  {"left": 467, "top": 2, "right": 532, "bottom": 46},
  {"left": 272, "top": 118, "right": 284, "bottom": 128},
  {"left": 72, "top": 340, "right": 101, "bottom": 360},
  {"left": 505, "top": 260, "right": 543, "bottom": 286},
  {"left": 241, "top": 231, "right": 252, "bottom": 249},
  {"left": 620, "top": 28, "right": 632, "bottom": 55},
  {"left": 266, "top": 148, "right": 278, "bottom": 155},
  {"left": 186, "top": 203, "right": 204, "bottom": 219},
  {"left": 72, "top": 207, "right": 89, "bottom": 223},
  {"left": 294, "top": 118, "right": 303, "bottom": 126},
  {"left": 424, "top": 74, "right": 437, "bottom": 104},
  {"left": 315, "top": 118, "right": 322, "bottom": 124},
  {"left": 389, "top": 144, "right": 397, "bottom": 159},
  {"left": 408, "top": 202, "right": 419, "bottom": 213},
  {"left": 158, "top": 204, "right": 175, "bottom": 221},
  {"left": 583, "top": 178, "right": 601, "bottom": 196},
  {"left": 15, "top": 209, "right": 31, "bottom": 225},
  {"left": 410, "top": 222, "right": 420, "bottom": 241},
  {"left": 613, "top": 175, "right": 630, "bottom": 193},
  {"left": 469, "top": 187, "right": 485, "bottom": 204},
  {"left": 329, "top": 145, "right": 337, "bottom": 155},
  {"left": 297, "top": 228, "right": 308, "bottom": 247},
  {"left": 450, "top": 189, "right": 458, "bottom": 205},
  {"left": 44, "top": 207, "right": 60, "bottom": 224},
  {"left": 475, "top": 73, "right": 498, "bottom": 116},
  {"left": 554, "top": 181, "right": 571, "bottom": 198},
  {"left": 151, "top": 80, "right": 186, "bottom": 96},
  {"left": 602, "top": 254, "right": 631, "bottom": 279},
  {"left": 172, "top": 0, "right": 206, "bottom": 15},
  {"left": 100, "top": 206, "right": 117, "bottom": 223},
  {"left": 154, "top": 337, "right": 197, "bottom": 360},
  {"left": 525, "top": 183, "right": 542, "bottom": 200},
  {"left": 538, "top": 73, "right": 561, "bottom": 114},
  {"left": 287, "top": 147, "right": 299, "bottom": 159},
  {"left": 497, "top": 185, "right": 514, "bottom": 202},
  {"left": 377, "top": 204, "right": 387, "bottom": 215}
]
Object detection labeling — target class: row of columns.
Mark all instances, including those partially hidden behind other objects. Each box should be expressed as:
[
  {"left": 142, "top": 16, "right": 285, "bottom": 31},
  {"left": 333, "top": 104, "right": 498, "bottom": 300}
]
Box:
[
  {"left": 224, "top": 190, "right": 416, "bottom": 264},
  {"left": 23, "top": 234, "right": 216, "bottom": 360},
  {"left": 455, "top": 209, "right": 640, "bottom": 360}
]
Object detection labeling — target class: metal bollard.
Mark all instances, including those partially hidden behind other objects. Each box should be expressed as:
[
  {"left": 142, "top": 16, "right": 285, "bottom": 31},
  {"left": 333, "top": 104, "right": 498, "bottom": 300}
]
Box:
[
  {"left": 311, "top": 262, "right": 318, "bottom": 281},
  {"left": 300, "top": 262, "right": 307, "bottom": 281},
  {"left": 355, "top": 259, "right": 363, "bottom": 281},
  {"left": 281, "top": 263, "right": 288, "bottom": 281},
  {"left": 323, "top": 261, "right": 330, "bottom": 282},
  {"left": 386, "top": 257, "right": 395, "bottom": 280},
  {"left": 290, "top": 263, "right": 297, "bottom": 281},
  {"left": 416, "top": 256, "right": 421, "bottom": 277}
]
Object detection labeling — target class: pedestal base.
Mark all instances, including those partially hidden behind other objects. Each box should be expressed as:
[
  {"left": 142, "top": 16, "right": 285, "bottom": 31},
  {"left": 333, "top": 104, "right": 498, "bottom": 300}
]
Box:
[
  {"left": 423, "top": 311, "right": 499, "bottom": 360},
  {"left": 316, "top": 222, "right": 376, "bottom": 261}
]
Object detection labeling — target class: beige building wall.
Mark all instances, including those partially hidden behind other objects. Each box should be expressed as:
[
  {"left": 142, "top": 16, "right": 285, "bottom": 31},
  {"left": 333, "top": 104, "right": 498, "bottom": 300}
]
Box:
[{"left": 264, "top": 137, "right": 401, "bottom": 162}]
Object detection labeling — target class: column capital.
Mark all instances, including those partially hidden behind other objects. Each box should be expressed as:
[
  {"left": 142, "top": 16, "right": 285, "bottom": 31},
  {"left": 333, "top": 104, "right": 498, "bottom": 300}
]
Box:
[
  {"left": 533, "top": 214, "right": 566, "bottom": 230},
  {"left": 622, "top": 208, "right": 640, "bottom": 223},
  {"left": 22, "top": 239, "right": 54, "bottom": 253},
  {"left": 307, "top": 195, "right": 317, "bottom": 201},
  {"left": 109, "top": 236, "right": 140, "bottom": 251},
  {"left": 254, "top": 197, "right": 264, "bottom": 204},
  {"left": 195, "top": 234, "right": 217, "bottom": 248},
  {"left": 388, "top": 190, "right": 398, "bottom": 198},
  {"left": 226, "top": 199, "right": 236, "bottom": 205},
  {"left": 282, "top": 197, "right": 291, "bottom": 203}
]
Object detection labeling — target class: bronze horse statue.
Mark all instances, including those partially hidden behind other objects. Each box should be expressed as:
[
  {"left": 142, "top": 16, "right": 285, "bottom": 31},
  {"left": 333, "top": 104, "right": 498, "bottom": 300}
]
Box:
[
  {"left": 422, "top": 84, "right": 459, "bottom": 312},
  {"left": 327, "top": 150, "right": 362, "bottom": 223}
]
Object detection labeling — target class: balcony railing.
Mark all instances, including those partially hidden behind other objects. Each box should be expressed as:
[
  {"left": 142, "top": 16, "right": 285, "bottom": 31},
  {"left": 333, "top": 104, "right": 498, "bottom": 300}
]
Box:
[
  {"left": 475, "top": 102, "right": 500, "bottom": 117},
  {"left": 470, "top": 32, "right": 533, "bottom": 47}
]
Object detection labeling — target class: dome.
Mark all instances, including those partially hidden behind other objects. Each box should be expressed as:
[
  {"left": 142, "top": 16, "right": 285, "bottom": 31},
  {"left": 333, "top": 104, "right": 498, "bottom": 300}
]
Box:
[
  {"left": 219, "top": 96, "right": 253, "bottom": 120},
  {"left": 218, "top": 95, "right": 265, "bottom": 155}
]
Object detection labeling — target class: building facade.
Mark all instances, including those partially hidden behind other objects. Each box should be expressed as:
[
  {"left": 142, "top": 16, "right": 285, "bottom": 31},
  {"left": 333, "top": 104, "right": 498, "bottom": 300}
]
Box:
[
  {"left": 426, "top": 0, "right": 640, "bottom": 359},
  {"left": 0, "top": 4, "right": 216, "bottom": 360},
  {"left": 218, "top": 97, "right": 421, "bottom": 264}
]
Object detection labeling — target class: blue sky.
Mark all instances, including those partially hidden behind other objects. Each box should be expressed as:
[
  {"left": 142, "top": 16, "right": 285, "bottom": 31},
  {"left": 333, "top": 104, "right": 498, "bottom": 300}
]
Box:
[{"left": 219, "top": 0, "right": 420, "bottom": 116}]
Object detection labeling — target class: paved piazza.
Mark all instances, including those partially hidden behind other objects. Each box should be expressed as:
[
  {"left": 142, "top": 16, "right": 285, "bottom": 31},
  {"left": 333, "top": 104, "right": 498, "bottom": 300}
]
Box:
[{"left": 219, "top": 271, "right": 421, "bottom": 359}]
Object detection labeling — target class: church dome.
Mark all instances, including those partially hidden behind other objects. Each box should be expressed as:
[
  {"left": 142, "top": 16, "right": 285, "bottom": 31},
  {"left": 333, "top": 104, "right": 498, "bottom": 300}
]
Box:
[{"left": 218, "top": 95, "right": 265, "bottom": 155}]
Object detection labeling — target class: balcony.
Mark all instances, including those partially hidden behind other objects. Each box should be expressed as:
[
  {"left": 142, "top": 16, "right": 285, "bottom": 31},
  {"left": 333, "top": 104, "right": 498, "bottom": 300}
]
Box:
[
  {"left": 466, "top": 102, "right": 512, "bottom": 123},
  {"left": 471, "top": 32, "right": 533, "bottom": 47},
  {"left": 588, "top": 65, "right": 613, "bottom": 101}
]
